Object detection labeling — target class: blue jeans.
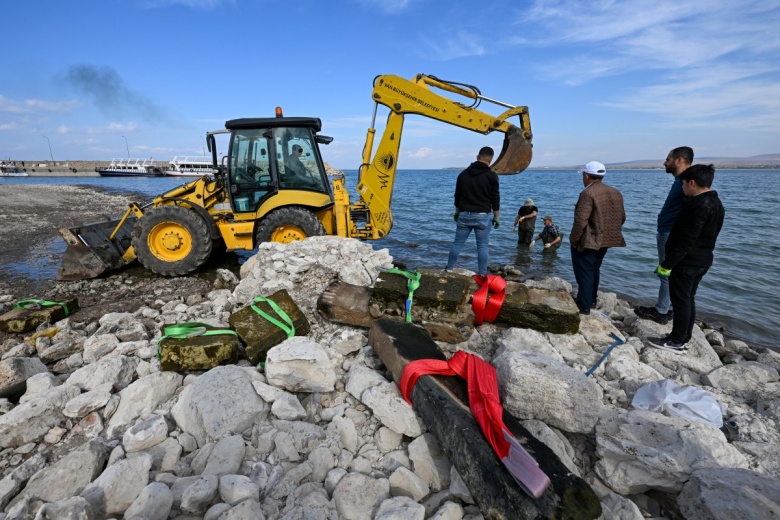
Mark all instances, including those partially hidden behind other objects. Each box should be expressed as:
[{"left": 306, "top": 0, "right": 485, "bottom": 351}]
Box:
[
  {"left": 669, "top": 265, "right": 709, "bottom": 344},
  {"left": 446, "top": 212, "right": 493, "bottom": 275},
  {"left": 570, "top": 246, "right": 608, "bottom": 311},
  {"left": 655, "top": 231, "right": 671, "bottom": 314}
]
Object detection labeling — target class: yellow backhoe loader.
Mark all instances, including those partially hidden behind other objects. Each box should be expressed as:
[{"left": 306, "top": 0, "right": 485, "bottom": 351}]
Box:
[{"left": 57, "top": 74, "right": 533, "bottom": 280}]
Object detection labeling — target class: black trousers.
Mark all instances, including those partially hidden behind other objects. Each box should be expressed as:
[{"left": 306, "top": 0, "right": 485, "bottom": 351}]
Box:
[
  {"left": 570, "top": 246, "right": 608, "bottom": 311},
  {"left": 668, "top": 265, "right": 709, "bottom": 344}
]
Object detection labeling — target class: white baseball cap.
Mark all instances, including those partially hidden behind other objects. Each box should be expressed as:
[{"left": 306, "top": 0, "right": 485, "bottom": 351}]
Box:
[{"left": 580, "top": 161, "right": 606, "bottom": 176}]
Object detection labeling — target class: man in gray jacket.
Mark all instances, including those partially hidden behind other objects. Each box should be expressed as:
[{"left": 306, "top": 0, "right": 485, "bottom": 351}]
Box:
[{"left": 570, "top": 161, "right": 626, "bottom": 314}]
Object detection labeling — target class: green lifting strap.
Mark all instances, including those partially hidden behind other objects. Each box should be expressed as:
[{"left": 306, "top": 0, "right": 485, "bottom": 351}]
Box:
[
  {"left": 15, "top": 299, "right": 70, "bottom": 317},
  {"left": 386, "top": 268, "right": 422, "bottom": 323},
  {"left": 251, "top": 296, "right": 295, "bottom": 339},
  {"left": 156, "top": 322, "right": 238, "bottom": 358}
]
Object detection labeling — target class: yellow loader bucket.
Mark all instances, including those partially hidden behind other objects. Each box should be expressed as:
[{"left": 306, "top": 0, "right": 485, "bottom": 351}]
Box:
[
  {"left": 491, "top": 127, "right": 533, "bottom": 175},
  {"left": 57, "top": 216, "right": 137, "bottom": 280}
]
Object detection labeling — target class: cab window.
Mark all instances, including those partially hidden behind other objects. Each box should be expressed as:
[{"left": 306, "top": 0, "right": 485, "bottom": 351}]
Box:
[{"left": 274, "top": 128, "right": 328, "bottom": 192}]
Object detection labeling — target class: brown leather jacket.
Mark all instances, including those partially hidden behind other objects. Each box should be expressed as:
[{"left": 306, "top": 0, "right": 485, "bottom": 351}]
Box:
[{"left": 570, "top": 180, "right": 626, "bottom": 251}]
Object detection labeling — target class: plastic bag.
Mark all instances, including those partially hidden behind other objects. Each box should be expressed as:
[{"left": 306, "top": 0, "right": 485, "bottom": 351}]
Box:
[{"left": 631, "top": 379, "right": 723, "bottom": 428}]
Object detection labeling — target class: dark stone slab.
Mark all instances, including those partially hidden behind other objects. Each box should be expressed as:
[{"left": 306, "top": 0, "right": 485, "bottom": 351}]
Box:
[
  {"left": 317, "top": 281, "right": 373, "bottom": 328},
  {"left": 229, "top": 289, "right": 310, "bottom": 365},
  {"left": 372, "top": 269, "right": 471, "bottom": 314},
  {"left": 496, "top": 284, "right": 580, "bottom": 334},
  {"left": 368, "top": 319, "right": 601, "bottom": 520},
  {"left": 159, "top": 324, "right": 240, "bottom": 371},
  {"left": 0, "top": 299, "right": 79, "bottom": 333}
]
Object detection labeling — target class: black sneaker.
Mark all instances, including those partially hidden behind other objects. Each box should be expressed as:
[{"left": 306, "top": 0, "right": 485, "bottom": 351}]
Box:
[
  {"left": 647, "top": 336, "right": 689, "bottom": 352},
  {"left": 634, "top": 306, "right": 669, "bottom": 325}
]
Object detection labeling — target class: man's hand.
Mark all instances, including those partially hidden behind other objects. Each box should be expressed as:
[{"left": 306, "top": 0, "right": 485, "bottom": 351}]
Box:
[
  {"left": 453, "top": 212, "right": 460, "bottom": 222},
  {"left": 655, "top": 265, "right": 672, "bottom": 278},
  {"left": 529, "top": 240, "right": 536, "bottom": 249},
  {"left": 492, "top": 218, "right": 500, "bottom": 229},
  {"left": 544, "top": 243, "right": 551, "bottom": 249}
]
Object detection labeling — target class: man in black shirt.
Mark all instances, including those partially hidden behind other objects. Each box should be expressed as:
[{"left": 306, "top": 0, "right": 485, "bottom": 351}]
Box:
[
  {"left": 648, "top": 164, "right": 725, "bottom": 352},
  {"left": 445, "top": 146, "right": 500, "bottom": 276}
]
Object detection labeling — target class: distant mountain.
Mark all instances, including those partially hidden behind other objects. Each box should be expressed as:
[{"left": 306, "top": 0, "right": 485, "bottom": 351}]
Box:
[{"left": 595, "top": 153, "right": 780, "bottom": 170}]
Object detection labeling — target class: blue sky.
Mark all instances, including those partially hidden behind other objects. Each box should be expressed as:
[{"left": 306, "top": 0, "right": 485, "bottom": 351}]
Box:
[{"left": 2, "top": 0, "right": 779, "bottom": 169}]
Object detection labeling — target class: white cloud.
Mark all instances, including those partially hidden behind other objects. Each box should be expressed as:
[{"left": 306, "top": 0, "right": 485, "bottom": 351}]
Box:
[
  {"left": 516, "top": 0, "right": 780, "bottom": 130},
  {"left": 419, "top": 31, "right": 486, "bottom": 61},
  {"left": 355, "top": 0, "right": 416, "bottom": 15},
  {"left": 143, "top": 0, "right": 233, "bottom": 9},
  {"left": 0, "top": 95, "right": 78, "bottom": 114}
]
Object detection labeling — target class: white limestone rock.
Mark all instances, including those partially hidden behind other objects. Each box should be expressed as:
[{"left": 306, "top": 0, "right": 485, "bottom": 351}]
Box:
[
  {"left": 332, "top": 472, "right": 390, "bottom": 520},
  {"left": 105, "top": 371, "right": 182, "bottom": 438},
  {"left": 203, "top": 435, "right": 246, "bottom": 477},
  {"left": 66, "top": 354, "right": 139, "bottom": 391},
  {"left": 171, "top": 366, "right": 268, "bottom": 448},
  {"left": 360, "top": 381, "right": 425, "bottom": 438},
  {"left": 594, "top": 409, "right": 749, "bottom": 494},
  {"left": 265, "top": 338, "right": 337, "bottom": 393},
  {"left": 251, "top": 379, "right": 283, "bottom": 402},
  {"left": 82, "top": 334, "right": 120, "bottom": 363},
  {"left": 180, "top": 474, "right": 219, "bottom": 514},
  {"left": 494, "top": 350, "right": 604, "bottom": 433},
  {"left": 217, "top": 497, "right": 264, "bottom": 519},
  {"left": 33, "top": 496, "right": 94, "bottom": 519},
  {"left": 271, "top": 392, "right": 306, "bottom": 420},
  {"left": 122, "top": 482, "right": 173, "bottom": 520},
  {"left": 63, "top": 384, "right": 113, "bottom": 418},
  {"left": 375, "top": 495, "right": 426, "bottom": 520},
  {"left": 408, "top": 434, "right": 451, "bottom": 492},
  {"left": 389, "top": 466, "right": 430, "bottom": 501},
  {"left": 678, "top": 467, "right": 780, "bottom": 519},
  {"left": 18, "top": 372, "right": 61, "bottom": 403},
  {"left": 95, "top": 312, "right": 149, "bottom": 342},
  {"left": 307, "top": 446, "right": 337, "bottom": 483},
  {"left": 218, "top": 474, "right": 260, "bottom": 506},
  {"left": 11, "top": 439, "right": 106, "bottom": 506},
  {"left": 0, "top": 357, "right": 48, "bottom": 398},
  {"left": 80, "top": 453, "right": 152, "bottom": 516},
  {"left": 0, "top": 384, "right": 80, "bottom": 448},
  {"left": 123, "top": 414, "right": 169, "bottom": 453},
  {"left": 702, "top": 362, "right": 779, "bottom": 401},
  {"left": 345, "top": 365, "right": 388, "bottom": 400}
]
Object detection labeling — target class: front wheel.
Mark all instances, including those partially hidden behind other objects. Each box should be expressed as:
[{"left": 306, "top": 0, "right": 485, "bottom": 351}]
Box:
[
  {"left": 132, "top": 205, "right": 213, "bottom": 276},
  {"left": 255, "top": 207, "right": 326, "bottom": 245}
]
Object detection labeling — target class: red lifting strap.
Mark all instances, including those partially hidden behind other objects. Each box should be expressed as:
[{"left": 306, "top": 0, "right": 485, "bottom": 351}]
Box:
[
  {"left": 471, "top": 274, "right": 507, "bottom": 325},
  {"left": 399, "top": 350, "right": 551, "bottom": 498}
]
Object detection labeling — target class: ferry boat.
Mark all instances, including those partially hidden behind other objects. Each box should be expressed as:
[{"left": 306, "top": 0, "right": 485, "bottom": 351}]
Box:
[
  {"left": 0, "top": 162, "right": 28, "bottom": 177},
  {"left": 95, "top": 159, "right": 164, "bottom": 177},
  {"left": 162, "top": 156, "right": 217, "bottom": 177}
]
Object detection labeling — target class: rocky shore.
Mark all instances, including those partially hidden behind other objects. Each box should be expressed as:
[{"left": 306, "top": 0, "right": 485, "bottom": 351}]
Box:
[{"left": 0, "top": 235, "right": 779, "bottom": 519}]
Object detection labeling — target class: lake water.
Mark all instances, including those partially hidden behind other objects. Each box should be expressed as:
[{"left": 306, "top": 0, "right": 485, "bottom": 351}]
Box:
[{"left": 2, "top": 169, "right": 778, "bottom": 348}]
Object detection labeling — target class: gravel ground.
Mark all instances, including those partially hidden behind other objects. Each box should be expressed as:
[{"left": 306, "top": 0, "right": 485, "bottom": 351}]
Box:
[{"left": 0, "top": 184, "right": 226, "bottom": 338}]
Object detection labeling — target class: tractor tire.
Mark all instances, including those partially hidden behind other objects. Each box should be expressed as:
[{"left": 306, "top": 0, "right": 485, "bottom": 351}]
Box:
[
  {"left": 132, "top": 205, "right": 213, "bottom": 277},
  {"left": 255, "top": 207, "right": 326, "bottom": 245}
]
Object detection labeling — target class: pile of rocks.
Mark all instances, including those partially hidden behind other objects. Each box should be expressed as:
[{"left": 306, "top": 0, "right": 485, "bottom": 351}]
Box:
[{"left": 0, "top": 236, "right": 778, "bottom": 519}]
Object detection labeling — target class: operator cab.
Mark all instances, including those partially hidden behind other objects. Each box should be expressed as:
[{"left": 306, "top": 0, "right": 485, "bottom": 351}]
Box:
[{"left": 224, "top": 117, "right": 332, "bottom": 213}]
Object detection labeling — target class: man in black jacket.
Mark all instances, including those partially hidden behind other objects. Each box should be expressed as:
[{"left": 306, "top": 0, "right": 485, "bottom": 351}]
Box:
[
  {"left": 445, "top": 146, "right": 500, "bottom": 276},
  {"left": 648, "top": 164, "right": 725, "bottom": 352}
]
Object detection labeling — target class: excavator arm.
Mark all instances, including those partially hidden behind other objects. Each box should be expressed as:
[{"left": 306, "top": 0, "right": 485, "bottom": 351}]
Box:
[{"left": 347, "top": 74, "right": 533, "bottom": 240}]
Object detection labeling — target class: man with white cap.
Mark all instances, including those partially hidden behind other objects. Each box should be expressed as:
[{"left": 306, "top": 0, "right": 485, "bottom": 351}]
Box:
[
  {"left": 570, "top": 161, "right": 626, "bottom": 314},
  {"left": 512, "top": 198, "right": 538, "bottom": 245}
]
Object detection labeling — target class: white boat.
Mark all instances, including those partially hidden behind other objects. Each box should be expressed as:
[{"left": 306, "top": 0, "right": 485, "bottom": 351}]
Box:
[
  {"left": 162, "top": 156, "right": 217, "bottom": 177},
  {"left": 0, "top": 162, "right": 28, "bottom": 177},
  {"left": 96, "top": 159, "right": 163, "bottom": 177}
]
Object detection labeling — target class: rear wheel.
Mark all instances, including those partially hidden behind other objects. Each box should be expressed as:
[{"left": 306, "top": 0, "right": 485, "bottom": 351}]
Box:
[
  {"left": 133, "top": 205, "right": 212, "bottom": 276},
  {"left": 255, "top": 207, "right": 325, "bottom": 245}
]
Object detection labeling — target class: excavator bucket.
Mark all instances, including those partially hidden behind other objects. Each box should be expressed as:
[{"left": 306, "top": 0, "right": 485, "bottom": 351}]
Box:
[
  {"left": 491, "top": 127, "right": 533, "bottom": 175},
  {"left": 57, "top": 216, "right": 138, "bottom": 280}
]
